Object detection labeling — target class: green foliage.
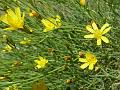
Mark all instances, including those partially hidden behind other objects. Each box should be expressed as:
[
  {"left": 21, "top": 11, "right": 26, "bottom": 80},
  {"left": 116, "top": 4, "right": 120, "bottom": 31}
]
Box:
[{"left": 0, "top": 0, "right": 120, "bottom": 90}]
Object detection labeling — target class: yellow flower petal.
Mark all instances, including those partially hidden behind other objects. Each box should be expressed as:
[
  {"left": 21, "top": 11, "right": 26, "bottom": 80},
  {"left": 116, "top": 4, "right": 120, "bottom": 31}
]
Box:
[
  {"left": 41, "top": 15, "right": 61, "bottom": 32},
  {"left": 7, "top": 9, "right": 16, "bottom": 18},
  {"left": 56, "top": 15, "right": 61, "bottom": 20},
  {"left": 41, "top": 19, "right": 54, "bottom": 28},
  {"left": 34, "top": 56, "right": 48, "bottom": 69},
  {"left": 34, "top": 60, "right": 39, "bottom": 63},
  {"left": 79, "top": 52, "right": 97, "bottom": 71},
  {"left": 101, "top": 23, "right": 109, "bottom": 32},
  {"left": 92, "top": 21, "right": 98, "bottom": 30},
  {"left": 102, "top": 27, "right": 111, "bottom": 35},
  {"left": 97, "top": 39, "right": 101, "bottom": 45},
  {"left": 36, "top": 65, "right": 42, "bottom": 69},
  {"left": 88, "top": 64, "right": 94, "bottom": 70},
  {"left": 1, "top": 7, "right": 24, "bottom": 30},
  {"left": 84, "top": 34, "right": 94, "bottom": 38},
  {"left": 79, "top": 58, "right": 87, "bottom": 62},
  {"left": 0, "top": 14, "right": 9, "bottom": 25},
  {"left": 80, "top": 63, "right": 89, "bottom": 69},
  {"left": 101, "top": 36, "right": 109, "bottom": 43},
  {"left": 7, "top": 14, "right": 17, "bottom": 26},
  {"left": 29, "top": 10, "right": 39, "bottom": 17},
  {"left": 86, "top": 25, "right": 95, "bottom": 33},
  {"left": 80, "top": 0, "right": 86, "bottom": 6},
  {"left": 45, "top": 60, "right": 48, "bottom": 63},
  {"left": 15, "top": 7, "right": 21, "bottom": 19}
]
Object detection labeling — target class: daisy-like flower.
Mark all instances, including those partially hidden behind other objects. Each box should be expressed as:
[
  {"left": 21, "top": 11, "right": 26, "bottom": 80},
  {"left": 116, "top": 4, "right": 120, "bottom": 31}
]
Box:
[
  {"left": 79, "top": 52, "right": 97, "bottom": 70},
  {"left": 80, "top": 0, "right": 86, "bottom": 6},
  {"left": 41, "top": 15, "right": 62, "bottom": 32},
  {"left": 0, "top": 7, "right": 25, "bottom": 30},
  {"left": 34, "top": 56, "right": 48, "bottom": 69},
  {"left": 29, "top": 10, "right": 39, "bottom": 17},
  {"left": 84, "top": 21, "right": 111, "bottom": 45}
]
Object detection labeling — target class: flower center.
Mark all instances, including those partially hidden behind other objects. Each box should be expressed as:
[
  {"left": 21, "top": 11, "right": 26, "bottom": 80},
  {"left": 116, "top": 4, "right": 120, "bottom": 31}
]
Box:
[
  {"left": 94, "top": 30, "right": 102, "bottom": 39},
  {"left": 87, "top": 55, "right": 96, "bottom": 64}
]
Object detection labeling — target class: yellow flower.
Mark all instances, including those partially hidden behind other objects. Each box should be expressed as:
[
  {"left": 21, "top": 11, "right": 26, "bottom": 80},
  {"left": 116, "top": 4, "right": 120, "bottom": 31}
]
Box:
[
  {"left": 20, "top": 37, "right": 31, "bottom": 45},
  {"left": 41, "top": 15, "right": 62, "bottom": 32},
  {"left": 0, "top": 7, "right": 25, "bottom": 30},
  {"left": 29, "top": 10, "right": 39, "bottom": 17},
  {"left": 84, "top": 21, "right": 111, "bottom": 45},
  {"left": 79, "top": 52, "right": 97, "bottom": 70},
  {"left": 3, "top": 45, "right": 12, "bottom": 52},
  {"left": 34, "top": 56, "right": 48, "bottom": 69},
  {"left": 80, "top": 0, "right": 86, "bottom": 6}
]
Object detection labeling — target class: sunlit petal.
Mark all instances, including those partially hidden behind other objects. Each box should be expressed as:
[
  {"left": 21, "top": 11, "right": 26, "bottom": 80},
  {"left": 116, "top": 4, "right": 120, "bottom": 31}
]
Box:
[
  {"left": 84, "top": 34, "right": 94, "bottom": 38},
  {"left": 101, "top": 23, "right": 109, "bottom": 32},
  {"left": 15, "top": 7, "right": 21, "bottom": 19},
  {"left": 41, "top": 15, "right": 61, "bottom": 32},
  {"left": 101, "top": 36, "right": 109, "bottom": 43},
  {"left": 1, "top": 7, "right": 24, "bottom": 30},
  {"left": 88, "top": 64, "right": 94, "bottom": 70},
  {"left": 86, "top": 25, "right": 94, "bottom": 33},
  {"left": 79, "top": 58, "right": 87, "bottom": 62},
  {"left": 7, "top": 14, "right": 16, "bottom": 26},
  {"left": 102, "top": 27, "right": 111, "bottom": 35},
  {"left": 34, "top": 60, "right": 39, "bottom": 63},
  {"left": 56, "top": 15, "right": 61, "bottom": 21},
  {"left": 80, "top": 0, "right": 86, "bottom": 6},
  {"left": 80, "top": 63, "right": 89, "bottom": 69},
  {"left": 0, "top": 14, "right": 9, "bottom": 25},
  {"left": 36, "top": 65, "right": 42, "bottom": 69},
  {"left": 92, "top": 21, "right": 98, "bottom": 30},
  {"left": 34, "top": 56, "right": 48, "bottom": 69},
  {"left": 7, "top": 9, "right": 16, "bottom": 18},
  {"left": 97, "top": 39, "right": 101, "bottom": 45}
]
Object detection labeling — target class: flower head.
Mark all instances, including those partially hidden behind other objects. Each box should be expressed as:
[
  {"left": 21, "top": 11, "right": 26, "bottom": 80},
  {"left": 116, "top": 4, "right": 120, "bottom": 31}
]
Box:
[
  {"left": 29, "top": 10, "right": 39, "bottom": 17},
  {"left": 84, "top": 21, "right": 111, "bottom": 45},
  {"left": 0, "top": 7, "right": 25, "bottom": 30},
  {"left": 80, "top": 0, "right": 86, "bottom": 6},
  {"left": 79, "top": 52, "right": 97, "bottom": 70},
  {"left": 41, "top": 15, "right": 62, "bottom": 32},
  {"left": 34, "top": 56, "right": 48, "bottom": 69}
]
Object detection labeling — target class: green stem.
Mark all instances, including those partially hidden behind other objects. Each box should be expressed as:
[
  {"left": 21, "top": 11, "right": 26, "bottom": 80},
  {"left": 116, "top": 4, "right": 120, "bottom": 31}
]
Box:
[{"left": 0, "top": 65, "right": 65, "bottom": 87}]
